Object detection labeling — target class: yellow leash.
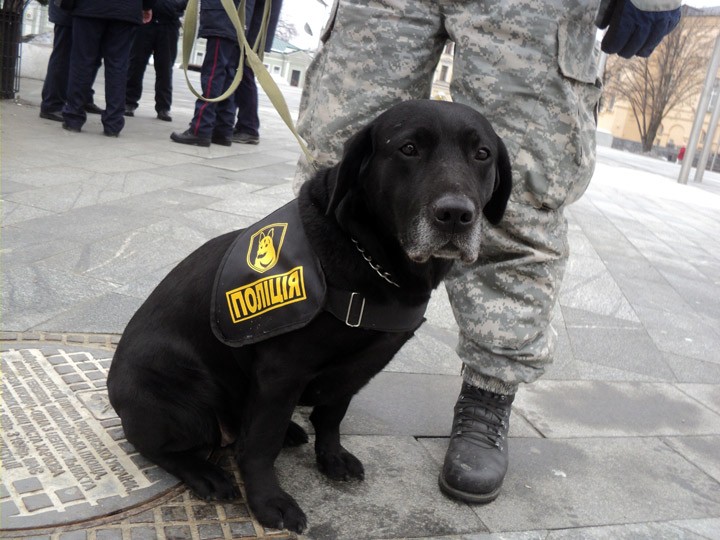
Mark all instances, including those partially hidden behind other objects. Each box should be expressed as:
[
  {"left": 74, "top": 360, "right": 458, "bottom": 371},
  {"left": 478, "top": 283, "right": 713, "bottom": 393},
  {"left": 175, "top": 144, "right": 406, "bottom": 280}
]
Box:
[{"left": 181, "top": 0, "right": 315, "bottom": 164}]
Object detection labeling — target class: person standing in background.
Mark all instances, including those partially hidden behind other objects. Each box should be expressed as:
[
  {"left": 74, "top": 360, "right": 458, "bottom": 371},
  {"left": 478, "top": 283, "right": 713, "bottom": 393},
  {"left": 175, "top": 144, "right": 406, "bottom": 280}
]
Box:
[
  {"left": 125, "top": 0, "right": 187, "bottom": 122},
  {"left": 39, "top": 1, "right": 102, "bottom": 122},
  {"left": 231, "top": 0, "right": 283, "bottom": 145},
  {"left": 62, "top": 0, "right": 154, "bottom": 136},
  {"left": 170, "top": 0, "right": 240, "bottom": 147}
]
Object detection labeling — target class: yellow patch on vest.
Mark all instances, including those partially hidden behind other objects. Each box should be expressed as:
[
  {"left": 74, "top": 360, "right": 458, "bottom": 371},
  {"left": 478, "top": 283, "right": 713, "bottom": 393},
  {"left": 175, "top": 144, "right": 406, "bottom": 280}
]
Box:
[{"left": 226, "top": 266, "right": 307, "bottom": 323}]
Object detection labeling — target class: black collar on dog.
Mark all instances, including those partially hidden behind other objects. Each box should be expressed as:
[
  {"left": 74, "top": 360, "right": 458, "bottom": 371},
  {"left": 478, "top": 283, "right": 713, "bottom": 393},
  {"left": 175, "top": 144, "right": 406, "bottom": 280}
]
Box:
[
  {"left": 212, "top": 200, "right": 429, "bottom": 347},
  {"left": 324, "top": 287, "right": 427, "bottom": 332}
]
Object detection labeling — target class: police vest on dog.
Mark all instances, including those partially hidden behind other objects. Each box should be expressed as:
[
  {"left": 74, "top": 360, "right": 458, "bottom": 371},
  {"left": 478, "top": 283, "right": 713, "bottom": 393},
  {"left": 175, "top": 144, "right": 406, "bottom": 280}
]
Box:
[
  {"left": 212, "top": 201, "right": 327, "bottom": 346},
  {"left": 212, "top": 200, "right": 430, "bottom": 347}
]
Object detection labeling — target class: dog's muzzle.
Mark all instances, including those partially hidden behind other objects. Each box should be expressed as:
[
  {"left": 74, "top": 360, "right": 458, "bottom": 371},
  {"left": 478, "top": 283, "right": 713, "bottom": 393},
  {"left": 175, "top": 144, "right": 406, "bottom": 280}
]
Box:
[{"left": 403, "top": 195, "right": 482, "bottom": 264}]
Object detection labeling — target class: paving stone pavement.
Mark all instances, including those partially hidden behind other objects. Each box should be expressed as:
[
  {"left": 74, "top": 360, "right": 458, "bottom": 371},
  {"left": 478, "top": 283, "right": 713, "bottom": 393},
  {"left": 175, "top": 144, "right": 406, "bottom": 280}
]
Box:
[{"left": 2, "top": 71, "right": 720, "bottom": 539}]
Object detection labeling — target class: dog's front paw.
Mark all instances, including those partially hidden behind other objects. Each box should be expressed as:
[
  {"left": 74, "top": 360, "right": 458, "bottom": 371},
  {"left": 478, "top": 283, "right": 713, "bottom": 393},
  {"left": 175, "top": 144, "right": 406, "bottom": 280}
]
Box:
[
  {"left": 249, "top": 491, "right": 307, "bottom": 533},
  {"left": 316, "top": 449, "right": 365, "bottom": 481}
]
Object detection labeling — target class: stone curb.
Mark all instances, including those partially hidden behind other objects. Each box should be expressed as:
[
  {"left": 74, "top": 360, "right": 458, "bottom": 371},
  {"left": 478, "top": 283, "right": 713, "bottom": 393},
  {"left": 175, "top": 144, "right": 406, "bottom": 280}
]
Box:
[{"left": 1, "top": 332, "right": 121, "bottom": 350}]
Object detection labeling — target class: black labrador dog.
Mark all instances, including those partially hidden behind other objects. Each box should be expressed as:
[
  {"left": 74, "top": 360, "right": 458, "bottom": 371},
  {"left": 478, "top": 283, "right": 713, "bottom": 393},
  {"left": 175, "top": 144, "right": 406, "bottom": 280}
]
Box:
[{"left": 107, "top": 99, "right": 512, "bottom": 533}]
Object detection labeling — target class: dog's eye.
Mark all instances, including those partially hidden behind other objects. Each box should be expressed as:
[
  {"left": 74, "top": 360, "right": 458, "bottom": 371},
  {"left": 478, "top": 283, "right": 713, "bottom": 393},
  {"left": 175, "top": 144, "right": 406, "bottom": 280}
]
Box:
[
  {"left": 400, "top": 144, "right": 417, "bottom": 156},
  {"left": 475, "top": 148, "right": 491, "bottom": 161}
]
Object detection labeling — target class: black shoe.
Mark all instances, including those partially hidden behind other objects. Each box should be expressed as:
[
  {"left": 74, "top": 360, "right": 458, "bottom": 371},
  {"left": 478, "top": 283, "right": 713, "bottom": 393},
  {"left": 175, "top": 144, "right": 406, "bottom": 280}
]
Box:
[
  {"left": 40, "top": 110, "right": 64, "bottom": 122},
  {"left": 62, "top": 122, "right": 81, "bottom": 133},
  {"left": 84, "top": 102, "right": 104, "bottom": 115},
  {"left": 232, "top": 131, "right": 259, "bottom": 145},
  {"left": 439, "top": 383, "right": 514, "bottom": 503},
  {"left": 211, "top": 134, "right": 232, "bottom": 146},
  {"left": 157, "top": 110, "right": 172, "bottom": 122},
  {"left": 124, "top": 104, "right": 137, "bottom": 117},
  {"left": 170, "top": 129, "right": 211, "bottom": 147},
  {"left": 103, "top": 130, "right": 120, "bottom": 138}
]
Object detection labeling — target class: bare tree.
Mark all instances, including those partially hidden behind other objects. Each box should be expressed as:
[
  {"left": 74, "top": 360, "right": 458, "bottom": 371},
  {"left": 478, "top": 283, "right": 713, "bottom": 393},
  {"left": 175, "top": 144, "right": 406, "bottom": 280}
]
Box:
[
  {"left": 274, "top": 17, "right": 298, "bottom": 44},
  {"left": 603, "top": 9, "right": 714, "bottom": 152}
]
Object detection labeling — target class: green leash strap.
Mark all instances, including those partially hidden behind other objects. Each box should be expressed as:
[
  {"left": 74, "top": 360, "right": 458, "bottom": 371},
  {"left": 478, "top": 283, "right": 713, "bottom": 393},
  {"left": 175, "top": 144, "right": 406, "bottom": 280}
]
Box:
[
  {"left": 182, "top": 0, "right": 253, "bottom": 103},
  {"left": 181, "top": 0, "right": 316, "bottom": 166}
]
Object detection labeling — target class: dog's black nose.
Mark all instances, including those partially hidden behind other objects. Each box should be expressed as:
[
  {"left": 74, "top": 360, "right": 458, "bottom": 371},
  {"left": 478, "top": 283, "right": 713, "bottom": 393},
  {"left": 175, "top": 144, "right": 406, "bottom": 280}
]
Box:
[{"left": 432, "top": 195, "right": 476, "bottom": 233}]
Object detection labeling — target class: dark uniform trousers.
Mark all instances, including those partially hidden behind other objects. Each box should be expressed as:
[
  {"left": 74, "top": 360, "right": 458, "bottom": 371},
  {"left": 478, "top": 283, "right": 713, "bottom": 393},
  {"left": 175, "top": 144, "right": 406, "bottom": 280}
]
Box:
[
  {"left": 63, "top": 16, "right": 134, "bottom": 134},
  {"left": 188, "top": 36, "right": 239, "bottom": 139},
  {"left": 41, "top": 24, "right": 72, "bottom": 114},
  {"left": 125, "top": 21, "right": 179, "bottom": 113},
  {"left": 232, "top": 0, "right": 283, "bottom": 137},
  {"left": 234, "top": 64, "right": 258, "bottom": 136}
]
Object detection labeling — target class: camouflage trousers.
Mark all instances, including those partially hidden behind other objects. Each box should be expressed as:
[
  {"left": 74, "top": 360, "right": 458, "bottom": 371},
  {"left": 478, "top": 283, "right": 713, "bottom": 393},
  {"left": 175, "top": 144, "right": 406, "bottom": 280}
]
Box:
[{"left": 293, "top": 0, "right": 603, "bottom": 395}]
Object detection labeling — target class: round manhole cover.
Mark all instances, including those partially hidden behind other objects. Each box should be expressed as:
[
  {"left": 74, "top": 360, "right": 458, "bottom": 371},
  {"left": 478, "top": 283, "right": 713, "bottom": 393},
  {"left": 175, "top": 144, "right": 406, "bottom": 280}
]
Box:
[{"left": 0, "top": 345, "right": 180, "bottom": 531}]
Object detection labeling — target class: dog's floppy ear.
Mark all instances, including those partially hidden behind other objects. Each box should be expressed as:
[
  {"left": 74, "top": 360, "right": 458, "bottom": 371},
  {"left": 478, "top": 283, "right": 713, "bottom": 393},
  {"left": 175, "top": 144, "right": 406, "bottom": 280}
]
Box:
[
  {"left": 482, "top": 136, "right": 512, "bottom": 225},
  {"left": 326, "top": 124, "right": 374, "bottom": 216}
]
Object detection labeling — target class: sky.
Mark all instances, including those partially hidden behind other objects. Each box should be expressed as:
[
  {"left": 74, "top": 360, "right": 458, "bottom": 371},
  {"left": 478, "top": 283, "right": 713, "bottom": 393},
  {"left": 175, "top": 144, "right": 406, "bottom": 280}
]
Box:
[
  {"left": 279, "top": 0, "right": 720, "bottom": 50},
  {"left": 278, "top": 0, "right": 333, "bottom": 49}
]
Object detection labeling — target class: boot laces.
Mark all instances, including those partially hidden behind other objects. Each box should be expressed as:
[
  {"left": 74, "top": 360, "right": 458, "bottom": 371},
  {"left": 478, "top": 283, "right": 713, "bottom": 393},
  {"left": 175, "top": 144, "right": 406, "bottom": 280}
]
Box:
[{"left": 452, "top": 389, "right": 511, "bottom": 450}]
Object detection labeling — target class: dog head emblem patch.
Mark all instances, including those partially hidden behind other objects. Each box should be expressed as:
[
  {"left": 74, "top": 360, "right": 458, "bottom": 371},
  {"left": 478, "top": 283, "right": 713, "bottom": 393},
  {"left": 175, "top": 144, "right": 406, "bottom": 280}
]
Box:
[
  {"left": 247, "top": 223, "right": 287, "bottom": 273},
  {"left": 213, "top": 200, "right": 328, "bottom": 345}
]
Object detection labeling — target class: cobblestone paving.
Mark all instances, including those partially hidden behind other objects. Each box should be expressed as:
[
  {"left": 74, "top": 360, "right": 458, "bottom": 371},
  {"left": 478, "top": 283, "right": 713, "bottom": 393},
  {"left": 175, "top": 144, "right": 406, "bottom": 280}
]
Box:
[{"left": 0, "top": 334, "right": 297, "bottom": 540}]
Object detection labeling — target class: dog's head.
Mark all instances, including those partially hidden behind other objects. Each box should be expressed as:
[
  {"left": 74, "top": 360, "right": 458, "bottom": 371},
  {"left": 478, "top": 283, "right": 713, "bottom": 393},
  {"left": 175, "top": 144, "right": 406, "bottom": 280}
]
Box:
[{"left": 326, "top": 100, "right": 512, "bottom": 264}]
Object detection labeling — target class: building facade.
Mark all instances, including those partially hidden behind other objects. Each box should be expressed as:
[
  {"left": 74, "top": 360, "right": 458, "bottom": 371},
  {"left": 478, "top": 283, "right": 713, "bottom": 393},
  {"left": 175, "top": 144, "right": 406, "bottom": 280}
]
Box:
[{"left": 262, "top": 38, "right": 313, "bottom": 88}]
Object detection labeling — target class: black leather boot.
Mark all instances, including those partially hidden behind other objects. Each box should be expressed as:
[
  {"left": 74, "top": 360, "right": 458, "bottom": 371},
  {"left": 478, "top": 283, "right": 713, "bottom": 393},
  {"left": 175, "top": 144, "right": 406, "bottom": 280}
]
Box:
[
  {"left": 439, "top": 382, "right": 514, "bottom": 503},
  {"left": 170, "top": 129, "right": 211, "bottom": 147}
]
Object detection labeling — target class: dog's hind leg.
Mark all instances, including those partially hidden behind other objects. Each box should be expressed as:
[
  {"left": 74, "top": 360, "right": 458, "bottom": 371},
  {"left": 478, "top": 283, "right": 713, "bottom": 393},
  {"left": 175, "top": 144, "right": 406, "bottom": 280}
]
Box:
[
  {"left": 283, "top": 420, "right": 309, "bottom": 447},
  {"left": 310, "top": 395, "right": 364, "bottom": 481},
  {"left": 119, "top": 408, "right": 239, "bottom": 501},
  {"left": 145, "top": 450, "right": 239, "bottom": 501}
]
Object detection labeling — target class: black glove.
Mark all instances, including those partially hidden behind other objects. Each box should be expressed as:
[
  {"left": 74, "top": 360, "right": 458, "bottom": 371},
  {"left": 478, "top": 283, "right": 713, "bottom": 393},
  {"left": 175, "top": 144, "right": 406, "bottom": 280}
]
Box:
[{"left": 597, "top": 0, "right": 681, "bottom": 59}]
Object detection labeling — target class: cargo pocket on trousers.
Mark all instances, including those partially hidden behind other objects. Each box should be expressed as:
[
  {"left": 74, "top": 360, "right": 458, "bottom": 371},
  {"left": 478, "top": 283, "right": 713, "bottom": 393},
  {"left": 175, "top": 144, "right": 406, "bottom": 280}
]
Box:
[{"left": 556, "top": 19, "right": 603, "bottom": 206}]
